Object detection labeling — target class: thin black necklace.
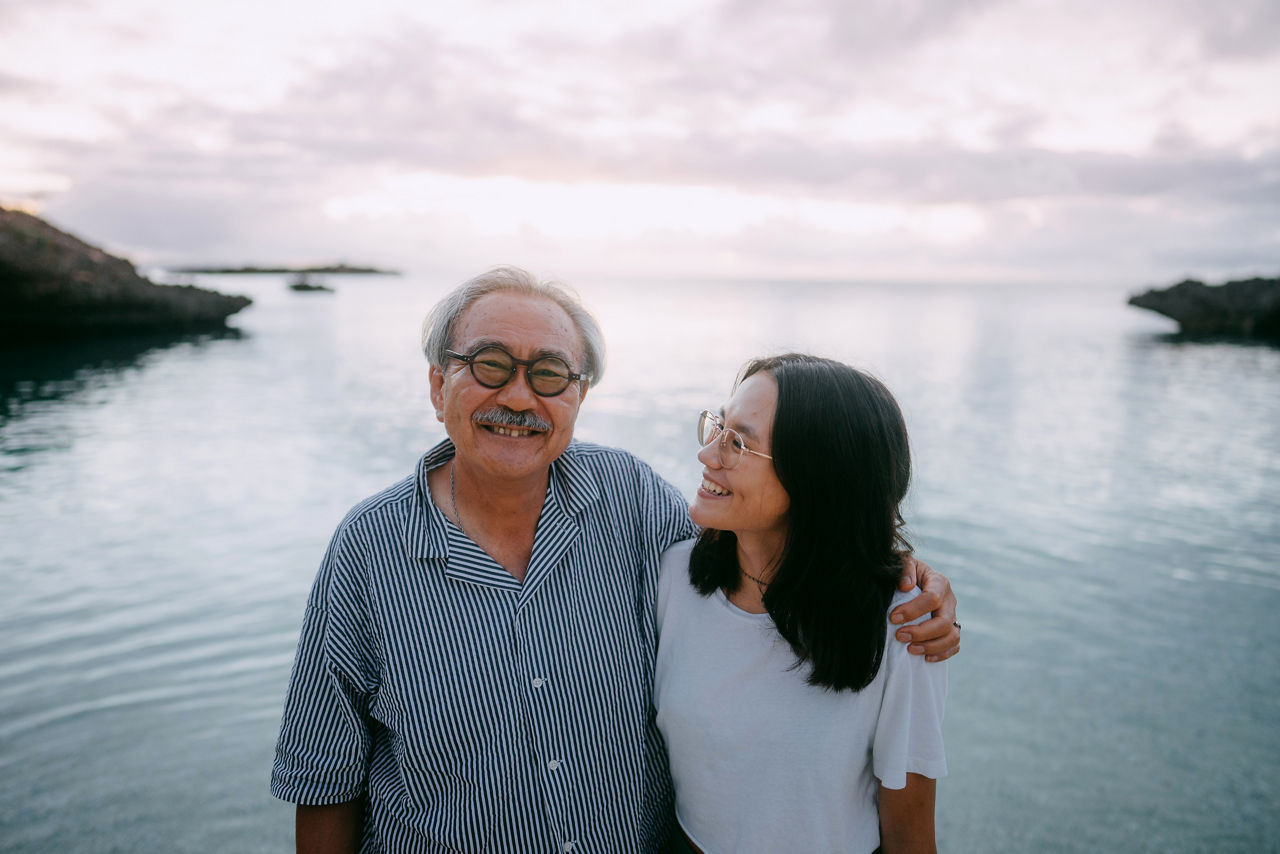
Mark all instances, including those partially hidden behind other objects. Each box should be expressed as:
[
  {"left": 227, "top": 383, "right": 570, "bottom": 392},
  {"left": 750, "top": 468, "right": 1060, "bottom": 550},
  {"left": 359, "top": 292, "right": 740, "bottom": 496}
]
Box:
[{"left": 740, "top": 566, "right": 771, "bottom": 588}]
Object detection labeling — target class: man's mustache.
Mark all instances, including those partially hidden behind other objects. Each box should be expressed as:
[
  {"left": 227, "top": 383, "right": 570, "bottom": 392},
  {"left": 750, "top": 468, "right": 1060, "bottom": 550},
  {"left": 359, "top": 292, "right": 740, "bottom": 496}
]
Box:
[{"left": 472, "top": 407, "right": 552, "bottom": 432}]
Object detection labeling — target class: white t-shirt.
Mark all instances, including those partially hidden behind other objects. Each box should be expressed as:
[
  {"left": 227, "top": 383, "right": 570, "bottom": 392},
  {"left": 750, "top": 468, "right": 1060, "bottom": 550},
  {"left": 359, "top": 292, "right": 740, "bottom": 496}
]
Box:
[{"left": 654, "top": 539, "right": 947, "bottom": 854}]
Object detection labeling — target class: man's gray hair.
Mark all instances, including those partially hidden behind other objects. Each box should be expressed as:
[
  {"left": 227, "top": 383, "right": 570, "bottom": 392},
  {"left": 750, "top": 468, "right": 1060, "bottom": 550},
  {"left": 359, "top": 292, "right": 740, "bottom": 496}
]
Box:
[{"left": 421, "top": 266, "right": 606, "bottom": 386}]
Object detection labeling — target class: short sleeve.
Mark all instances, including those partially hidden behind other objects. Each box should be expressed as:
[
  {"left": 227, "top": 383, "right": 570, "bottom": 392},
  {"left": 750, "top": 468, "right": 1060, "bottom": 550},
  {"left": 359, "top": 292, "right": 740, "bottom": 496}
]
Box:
[
  {"left": 642, "top": 463, "right": 698, "bottom": 550},
  {"left": 270, "top": 524, "right": 379, "bottom": 805},
  {"left": 656, "top": 538, "right": 697, "bottom": 636},
  {"left": 872, "top": 592, "right": 948, "bottom": 790}
]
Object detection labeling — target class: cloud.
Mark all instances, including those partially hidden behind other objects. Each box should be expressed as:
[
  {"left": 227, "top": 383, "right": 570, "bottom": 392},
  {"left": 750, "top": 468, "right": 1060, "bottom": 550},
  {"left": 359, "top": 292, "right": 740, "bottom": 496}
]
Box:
[
  {"left": 0, "top": 70, "right": 44, "bottom": 95},
  {"left": 1178, "top": 0, "right": 1280, "bottom": 59},
  {"left": 0, "top": 0, "right": 87, "bottom": 25},
  {"left": 7, "top": 0, "right": 1280, "bottom": 284},
  {"left": 721, "top": 0, "right": 1005, "bottom": 59},
  {"left": 173, "top": 50, "right": 1280, "bottom": 213},
  {"left": 78, "top": 9, "right": 1259, "bottom": 213}
]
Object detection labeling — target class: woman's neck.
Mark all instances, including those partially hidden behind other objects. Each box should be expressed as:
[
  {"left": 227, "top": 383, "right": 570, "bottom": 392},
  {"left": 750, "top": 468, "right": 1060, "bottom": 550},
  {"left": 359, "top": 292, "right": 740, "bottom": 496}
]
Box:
[{"left": 728, "top": 529, "right": 785, "bottom": 614}]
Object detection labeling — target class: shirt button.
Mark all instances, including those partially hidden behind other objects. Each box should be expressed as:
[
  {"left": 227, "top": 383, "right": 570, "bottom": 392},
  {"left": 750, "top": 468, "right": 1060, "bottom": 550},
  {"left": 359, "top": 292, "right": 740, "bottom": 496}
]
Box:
[
  {"left": 564, "top": 842, "right": 576, "bottom": 852},
  {"left": 547, "top": 759, "right": 561, "bottom": 771},
  {"left": 532, "top": 677, "right": 546, "bottom": 688}
]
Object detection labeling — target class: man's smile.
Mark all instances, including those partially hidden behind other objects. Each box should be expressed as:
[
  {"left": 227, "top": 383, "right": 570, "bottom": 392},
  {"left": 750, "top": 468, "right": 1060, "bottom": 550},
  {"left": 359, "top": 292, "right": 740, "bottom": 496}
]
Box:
[
  {"left": 471, "top": 405, "right": 552, "bottom": 439},
  {"left": 481, "top": 423, "right": 544, "bottom": 437}
]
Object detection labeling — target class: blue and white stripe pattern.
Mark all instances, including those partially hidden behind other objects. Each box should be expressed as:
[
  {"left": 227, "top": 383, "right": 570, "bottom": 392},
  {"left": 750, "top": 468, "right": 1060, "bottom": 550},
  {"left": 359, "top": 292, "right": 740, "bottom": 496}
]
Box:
[{"left": 272, "top": 439, "right": 697, "bottom": 853}]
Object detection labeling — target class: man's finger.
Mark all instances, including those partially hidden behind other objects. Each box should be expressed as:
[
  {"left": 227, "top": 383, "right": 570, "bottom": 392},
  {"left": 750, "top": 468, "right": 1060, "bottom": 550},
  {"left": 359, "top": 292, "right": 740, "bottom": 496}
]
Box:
[
  {"left": 890, "top": 586, "right": 940, "bottom": 625},
  {"left": 924, "top": 643, "right": 960, "bottom": 663},
  {"left": 898, "top": 615, "right": 962, "bottom": 659},
  {"left": 898, "top": 554, "right": 920, "bottom": 592}
]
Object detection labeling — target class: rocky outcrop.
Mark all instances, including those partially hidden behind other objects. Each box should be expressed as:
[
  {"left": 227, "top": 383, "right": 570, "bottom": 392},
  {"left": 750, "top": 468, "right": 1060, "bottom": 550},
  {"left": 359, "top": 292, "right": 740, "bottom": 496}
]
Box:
[
  {"left": 0, "top": 208, "right": 250, "bottom": 342},
  {"left": 1128, "top": 276, "right": 1280, "bottom": 339}
]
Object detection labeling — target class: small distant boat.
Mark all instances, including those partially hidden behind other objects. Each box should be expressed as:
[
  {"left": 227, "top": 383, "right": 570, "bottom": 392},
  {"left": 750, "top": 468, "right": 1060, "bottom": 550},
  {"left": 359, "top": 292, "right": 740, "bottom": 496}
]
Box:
[{"left": 288, "top": 273, "right": 334, "bottom": 293}]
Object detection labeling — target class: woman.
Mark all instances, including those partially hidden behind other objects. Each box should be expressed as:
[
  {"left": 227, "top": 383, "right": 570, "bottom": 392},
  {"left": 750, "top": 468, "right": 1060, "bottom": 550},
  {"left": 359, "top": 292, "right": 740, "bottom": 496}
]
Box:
[{"left": 655, "top": 353, "right": 947, "bottom": 854}]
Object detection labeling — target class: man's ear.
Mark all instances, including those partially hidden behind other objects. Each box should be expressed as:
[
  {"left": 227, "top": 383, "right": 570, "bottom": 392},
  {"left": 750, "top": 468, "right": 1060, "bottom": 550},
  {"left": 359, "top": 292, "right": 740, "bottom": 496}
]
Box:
[
  {"left": 429, "top": 364, "right": 446, "bottom": 422},
  {"left": 577, "top": 380, "right": 589, "bottom": 405}
]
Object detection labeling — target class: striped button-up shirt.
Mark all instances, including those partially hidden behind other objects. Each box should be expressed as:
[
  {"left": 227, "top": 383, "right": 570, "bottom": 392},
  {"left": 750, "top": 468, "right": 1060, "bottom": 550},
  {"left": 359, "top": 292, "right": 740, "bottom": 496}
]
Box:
[{"left": 271, "top": 439, "right": 697, "bottom": 853}]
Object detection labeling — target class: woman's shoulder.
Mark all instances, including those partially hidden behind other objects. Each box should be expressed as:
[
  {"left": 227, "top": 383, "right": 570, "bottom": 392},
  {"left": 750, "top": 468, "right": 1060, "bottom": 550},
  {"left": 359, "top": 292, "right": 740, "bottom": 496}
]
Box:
[
  {"left": 656, "top": 538, "right": 698, "bottom": 628},
  {"left": 887, "top": 586, "right": 927, "bottom": 627},
  {"left": 659, "top": 537, "right": 697, "bottom": 575},
  {"left": 658, "top": 538, "right": 697, "bottom": 594}
]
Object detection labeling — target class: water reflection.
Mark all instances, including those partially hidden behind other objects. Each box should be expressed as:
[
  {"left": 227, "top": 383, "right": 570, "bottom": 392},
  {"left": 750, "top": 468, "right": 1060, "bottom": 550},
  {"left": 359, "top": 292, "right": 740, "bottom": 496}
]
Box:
[
  {"left": 1142, "top": 330, "right": 1280, "bottom": 349},
  {"left": 1, "top": 329, "right": 246, "bottom": 424}
]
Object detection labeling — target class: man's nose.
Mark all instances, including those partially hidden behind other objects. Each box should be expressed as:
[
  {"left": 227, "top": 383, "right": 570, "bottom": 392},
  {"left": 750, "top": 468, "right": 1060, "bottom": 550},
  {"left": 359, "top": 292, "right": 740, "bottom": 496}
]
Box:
[{"left": 494, "top": 367, "right": 540, "bottom": 408}]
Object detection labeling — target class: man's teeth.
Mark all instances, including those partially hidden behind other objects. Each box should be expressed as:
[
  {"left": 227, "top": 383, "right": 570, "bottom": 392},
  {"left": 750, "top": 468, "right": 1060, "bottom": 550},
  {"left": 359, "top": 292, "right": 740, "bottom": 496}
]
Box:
[
  {"left": 490, "top": 425, "right": 536, "bottom": 437},
  {"left": 702, "top": 478, "right": 729, "bottom": 496}
]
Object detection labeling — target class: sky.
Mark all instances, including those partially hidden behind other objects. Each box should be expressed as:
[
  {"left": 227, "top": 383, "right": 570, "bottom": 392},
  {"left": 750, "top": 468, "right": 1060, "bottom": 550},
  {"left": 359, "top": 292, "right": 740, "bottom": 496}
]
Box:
[{"left": 1, "top": 0, "right": 1278, "bottom": 285}]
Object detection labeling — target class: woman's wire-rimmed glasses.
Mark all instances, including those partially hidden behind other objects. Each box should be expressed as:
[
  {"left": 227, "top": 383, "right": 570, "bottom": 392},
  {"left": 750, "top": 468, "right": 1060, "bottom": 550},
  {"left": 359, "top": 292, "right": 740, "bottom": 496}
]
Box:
[
  {"left": 697, "top": 409, "right": 773, "bottom": 469},
  {"left": 445, "top": 346, "right": 587, "bottom": 397}
]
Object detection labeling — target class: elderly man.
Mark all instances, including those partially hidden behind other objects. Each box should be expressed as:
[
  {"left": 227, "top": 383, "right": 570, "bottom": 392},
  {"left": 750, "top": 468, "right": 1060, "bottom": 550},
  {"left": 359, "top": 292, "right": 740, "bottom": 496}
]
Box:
[{"left": 271, "top": 267, "right": 959, "bottom": 853}]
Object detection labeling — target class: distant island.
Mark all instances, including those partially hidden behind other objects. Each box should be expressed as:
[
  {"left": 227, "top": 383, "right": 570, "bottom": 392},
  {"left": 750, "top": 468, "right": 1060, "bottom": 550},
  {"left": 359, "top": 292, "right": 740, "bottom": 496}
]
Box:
[
  {"left": 1128, "top": 275, "right": 1280, "bottom": 340},
  {"left": 288, "top": 274, "right": 335, "bottom": 293},
  {"left": 168, "top": 263, "right": 400, "bottom": 275},
  {"left": 1, "top": 207, "right": 251, "bottom": 343}
]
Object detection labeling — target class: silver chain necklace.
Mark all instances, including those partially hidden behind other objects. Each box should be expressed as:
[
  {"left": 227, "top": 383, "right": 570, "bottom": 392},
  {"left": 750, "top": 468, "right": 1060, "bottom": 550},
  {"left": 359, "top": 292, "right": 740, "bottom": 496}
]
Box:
[{"left": 449, "top": 460, "right": 470, "bottom": 539}]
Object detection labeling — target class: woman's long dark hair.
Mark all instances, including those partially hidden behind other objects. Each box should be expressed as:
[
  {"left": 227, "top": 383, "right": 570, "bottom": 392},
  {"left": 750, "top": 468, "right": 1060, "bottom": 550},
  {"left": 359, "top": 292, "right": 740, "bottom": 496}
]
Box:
[{"left": 689, "top": 353, "right": 913, "bottom": 692}]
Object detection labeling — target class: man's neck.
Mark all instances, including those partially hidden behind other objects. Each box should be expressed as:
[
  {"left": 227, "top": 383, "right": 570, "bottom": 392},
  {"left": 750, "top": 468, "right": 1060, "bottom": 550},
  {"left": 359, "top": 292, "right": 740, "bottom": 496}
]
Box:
[{"left": 428, "top": 458, "right": 549, "bottom": 583}]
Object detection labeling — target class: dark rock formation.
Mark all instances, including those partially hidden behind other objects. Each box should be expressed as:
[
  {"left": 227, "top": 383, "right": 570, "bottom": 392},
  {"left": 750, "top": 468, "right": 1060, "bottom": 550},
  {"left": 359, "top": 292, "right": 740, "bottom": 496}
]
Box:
[
  {"left": 0, "top": 207, "right": 251, "bottom": 343},
  {"left": 1128, "top": 276, "right": 1280, "bottom": 339}
]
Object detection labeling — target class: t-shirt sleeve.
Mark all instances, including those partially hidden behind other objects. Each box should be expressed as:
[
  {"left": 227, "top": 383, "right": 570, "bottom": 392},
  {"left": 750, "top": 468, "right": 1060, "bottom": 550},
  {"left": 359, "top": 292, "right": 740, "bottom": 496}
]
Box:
[
  {"left": 656, "top": 539, "right": 697, "bottom": 636},
  {"left": 872, "top": 592, "right": 948, "bottom": 790},
  {"left": 270, "top": 523, "right": 379, "bottom": 805}
]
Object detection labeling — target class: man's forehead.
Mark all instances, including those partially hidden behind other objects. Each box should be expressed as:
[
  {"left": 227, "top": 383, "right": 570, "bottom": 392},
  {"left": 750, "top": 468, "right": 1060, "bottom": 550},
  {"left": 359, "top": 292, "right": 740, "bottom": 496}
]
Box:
[{"left": 454, "top": 291, "right": 583, "bottom": 357}]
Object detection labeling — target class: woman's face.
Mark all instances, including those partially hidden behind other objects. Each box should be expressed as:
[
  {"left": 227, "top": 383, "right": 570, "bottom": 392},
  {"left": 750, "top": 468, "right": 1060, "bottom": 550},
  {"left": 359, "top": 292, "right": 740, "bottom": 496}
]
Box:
[{"left": 690, "top": 371, "right": 791, "bottom": 543}]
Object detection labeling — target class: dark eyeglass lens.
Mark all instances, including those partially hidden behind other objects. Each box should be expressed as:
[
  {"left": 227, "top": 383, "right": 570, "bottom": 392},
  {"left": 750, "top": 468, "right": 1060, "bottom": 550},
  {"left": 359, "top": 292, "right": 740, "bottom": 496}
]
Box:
[
  {"left": 527, "top": 357, "right": 571, "bottom": 394},
  {"left": 469, "top": 348, "right": 516, "bottom": 387}
]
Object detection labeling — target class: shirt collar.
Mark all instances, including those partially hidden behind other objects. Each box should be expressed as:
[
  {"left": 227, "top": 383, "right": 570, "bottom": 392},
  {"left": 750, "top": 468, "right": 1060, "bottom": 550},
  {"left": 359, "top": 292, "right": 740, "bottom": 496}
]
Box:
[{"left": 404, "top": 438, "right": 602, "bottom": 560}]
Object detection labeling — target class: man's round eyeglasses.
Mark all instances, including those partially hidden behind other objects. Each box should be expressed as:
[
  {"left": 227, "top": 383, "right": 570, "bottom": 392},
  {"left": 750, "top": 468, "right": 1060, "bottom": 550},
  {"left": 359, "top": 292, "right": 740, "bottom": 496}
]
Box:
[
  {"left": 445, "top": 346, "right": 587, "bottom": 397},
  {"left": 697, "top": 410, "right": 773, "bottom": 469}
]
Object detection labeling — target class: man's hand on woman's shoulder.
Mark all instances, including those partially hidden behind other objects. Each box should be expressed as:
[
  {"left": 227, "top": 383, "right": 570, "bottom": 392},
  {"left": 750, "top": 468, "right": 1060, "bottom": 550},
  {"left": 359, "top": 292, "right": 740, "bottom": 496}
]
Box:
[{"left": 891, "top": 556, "right": 960, "bottom": 662}]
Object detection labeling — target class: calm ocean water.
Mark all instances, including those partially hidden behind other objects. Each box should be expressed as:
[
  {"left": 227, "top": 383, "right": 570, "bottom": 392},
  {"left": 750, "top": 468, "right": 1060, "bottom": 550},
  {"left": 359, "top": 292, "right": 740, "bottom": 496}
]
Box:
[{"left": 1, "top": 275, "right": 1277, "bottom": 853}]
